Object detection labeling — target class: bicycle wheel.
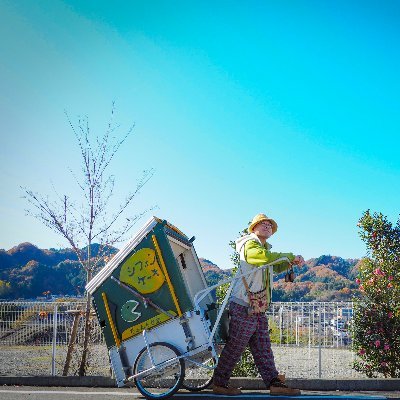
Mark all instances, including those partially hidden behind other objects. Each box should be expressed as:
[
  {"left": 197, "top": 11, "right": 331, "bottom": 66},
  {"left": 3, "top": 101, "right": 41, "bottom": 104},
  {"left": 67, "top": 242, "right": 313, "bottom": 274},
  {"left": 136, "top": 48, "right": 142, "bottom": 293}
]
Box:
[
  {"left": 181, "top": 355, "right": 214, "bottom": 391},
  {"left": 133, "top": 342, "right": 184, "bottom": 400}
]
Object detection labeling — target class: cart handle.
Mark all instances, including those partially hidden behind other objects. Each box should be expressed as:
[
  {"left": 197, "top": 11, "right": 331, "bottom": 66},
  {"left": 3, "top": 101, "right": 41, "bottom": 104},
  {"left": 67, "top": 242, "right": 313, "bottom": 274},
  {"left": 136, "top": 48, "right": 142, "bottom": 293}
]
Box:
[
  {"left": 194, "top": 256, "right": 291, "bottom": 309},
  {"left": 194, "top": 256, "right": 291, "bottom": 344}
]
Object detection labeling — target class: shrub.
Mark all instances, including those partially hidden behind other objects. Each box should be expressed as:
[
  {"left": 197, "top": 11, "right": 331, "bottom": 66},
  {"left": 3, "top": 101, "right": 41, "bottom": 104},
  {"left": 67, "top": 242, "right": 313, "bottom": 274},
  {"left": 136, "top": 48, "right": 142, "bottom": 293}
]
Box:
[{"left": 352, "top": 210, "right": 400, "bottom": 377}]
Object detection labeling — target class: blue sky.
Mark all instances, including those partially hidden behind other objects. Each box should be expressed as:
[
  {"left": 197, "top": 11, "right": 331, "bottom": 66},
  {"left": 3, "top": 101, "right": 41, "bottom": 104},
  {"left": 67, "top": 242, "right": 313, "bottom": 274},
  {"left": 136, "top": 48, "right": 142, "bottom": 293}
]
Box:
[{"left": 1, "top": 0, "right": 399, "bottom": 269}]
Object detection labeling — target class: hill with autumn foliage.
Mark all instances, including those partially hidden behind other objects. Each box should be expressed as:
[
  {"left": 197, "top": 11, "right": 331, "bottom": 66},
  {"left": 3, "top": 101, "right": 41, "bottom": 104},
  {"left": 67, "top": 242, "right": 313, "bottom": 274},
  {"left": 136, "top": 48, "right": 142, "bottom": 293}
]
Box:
[
  {"left": 199, "top": 255, "right": 361, "bottom": 302},
  {"left": 0, "top": 242, "right": 117, "bottom": 299},
  {"left": 198, "top": 258, "right": 232, "bottom": 286},
  {"left": 273, "top": 255, "right": 361, "bottom": 301},
  {"left": 0, "top": 242, "right": 361, "bottom": 301}
]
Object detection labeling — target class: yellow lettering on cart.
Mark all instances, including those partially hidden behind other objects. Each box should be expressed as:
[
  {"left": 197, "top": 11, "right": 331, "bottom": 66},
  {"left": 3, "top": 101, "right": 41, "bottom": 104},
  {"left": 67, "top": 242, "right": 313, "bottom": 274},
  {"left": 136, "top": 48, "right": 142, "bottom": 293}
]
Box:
[
  {"left": 120, "top": 248, "right": 165, "bottom": 294},
  {"left": 121, "top": 311, "right": 177, "bottom": 341}
]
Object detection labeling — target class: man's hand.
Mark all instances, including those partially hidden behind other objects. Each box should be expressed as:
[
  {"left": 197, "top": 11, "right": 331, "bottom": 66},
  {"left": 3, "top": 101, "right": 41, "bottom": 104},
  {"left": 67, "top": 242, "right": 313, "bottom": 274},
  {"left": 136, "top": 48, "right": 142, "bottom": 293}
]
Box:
[{"left": 293, "top": 255, "right": 305, "bottom": 266}]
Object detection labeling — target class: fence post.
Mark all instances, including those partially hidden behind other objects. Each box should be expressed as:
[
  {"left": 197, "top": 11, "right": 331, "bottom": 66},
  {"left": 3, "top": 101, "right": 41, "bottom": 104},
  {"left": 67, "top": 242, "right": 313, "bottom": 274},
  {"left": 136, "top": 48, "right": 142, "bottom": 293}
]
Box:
[
  {"left": 51, "top": 304, "right": 58, "bottom": 376},
  {"left": 318, "top": 309, "right": 322, "bottom": 378}
]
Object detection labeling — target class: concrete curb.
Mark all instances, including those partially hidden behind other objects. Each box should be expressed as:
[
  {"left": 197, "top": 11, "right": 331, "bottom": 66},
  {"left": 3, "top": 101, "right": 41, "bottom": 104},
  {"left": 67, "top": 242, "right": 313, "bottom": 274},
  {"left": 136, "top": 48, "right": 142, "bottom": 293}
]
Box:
[
  {"left": 288, "top": 379, "right": 400, "bottom": 392},
  {"left": 0, "top": 376, "right": 399, "bottom": 391},
  {"left": 229, "top": 378, "right": 400, "bottom": 391},
  {"left": 0, "top": 376, "right": 115, "bottom": 387}
]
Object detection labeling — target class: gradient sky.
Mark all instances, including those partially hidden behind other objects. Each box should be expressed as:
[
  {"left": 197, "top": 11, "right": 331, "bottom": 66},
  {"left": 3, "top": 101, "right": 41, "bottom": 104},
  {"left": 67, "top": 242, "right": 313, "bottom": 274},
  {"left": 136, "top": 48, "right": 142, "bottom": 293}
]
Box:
[{"left": 1, "top": 0, "right": 399, "bottom": 269}]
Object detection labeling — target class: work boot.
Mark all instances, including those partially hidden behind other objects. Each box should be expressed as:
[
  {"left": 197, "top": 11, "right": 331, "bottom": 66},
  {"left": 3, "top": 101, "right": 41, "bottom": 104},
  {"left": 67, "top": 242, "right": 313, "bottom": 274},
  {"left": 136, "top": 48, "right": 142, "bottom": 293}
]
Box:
[
  {"left": 269, "top": 377, "right": 301, "bottom": 396},
  {"left": 277, "top": 373, "right": 286, "bottom": 383},
  {"left": 213, "top": 384, "right": 242, "bottom": 395}
]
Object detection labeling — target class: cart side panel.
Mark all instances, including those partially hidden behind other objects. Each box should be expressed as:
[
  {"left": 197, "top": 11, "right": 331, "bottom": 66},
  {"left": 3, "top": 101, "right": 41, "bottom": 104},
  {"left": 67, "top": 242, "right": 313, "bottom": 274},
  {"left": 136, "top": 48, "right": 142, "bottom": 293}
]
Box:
[{"left": 91, "top": 222, "right": 193, "bottom": 349}]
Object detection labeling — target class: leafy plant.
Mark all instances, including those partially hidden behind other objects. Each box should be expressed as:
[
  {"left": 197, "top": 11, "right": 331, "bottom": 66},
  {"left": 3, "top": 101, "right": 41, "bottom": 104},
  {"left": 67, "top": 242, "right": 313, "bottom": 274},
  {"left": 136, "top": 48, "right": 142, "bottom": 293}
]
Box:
[
  {"left": 0, "top": 280, "right": 12, "bottom": 297},
  {"left": 352, "top": 210, "right": 400, "bottom": 377}
]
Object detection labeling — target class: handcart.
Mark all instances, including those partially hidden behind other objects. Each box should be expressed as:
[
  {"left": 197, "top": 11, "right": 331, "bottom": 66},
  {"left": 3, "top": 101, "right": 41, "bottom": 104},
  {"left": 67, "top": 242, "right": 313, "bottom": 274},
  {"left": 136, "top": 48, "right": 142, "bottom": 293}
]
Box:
[{"left": 86, "top": 217, "right": 289, "bottom": 399}]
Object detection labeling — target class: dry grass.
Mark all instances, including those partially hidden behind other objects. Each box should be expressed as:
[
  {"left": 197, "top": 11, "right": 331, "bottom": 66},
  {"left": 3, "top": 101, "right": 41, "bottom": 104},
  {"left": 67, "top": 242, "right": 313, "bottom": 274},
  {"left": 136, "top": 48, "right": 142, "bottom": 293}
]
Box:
[{"left": 0, "top": 344, "right": 110, "bottom": 376}]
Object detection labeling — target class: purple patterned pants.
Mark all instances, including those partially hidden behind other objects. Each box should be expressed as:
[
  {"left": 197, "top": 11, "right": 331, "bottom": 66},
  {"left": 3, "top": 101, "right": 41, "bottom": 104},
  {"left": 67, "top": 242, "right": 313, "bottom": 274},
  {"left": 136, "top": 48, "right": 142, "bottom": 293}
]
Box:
[{"left": 213, "top": 302, "right": 279, "bottom": 387}]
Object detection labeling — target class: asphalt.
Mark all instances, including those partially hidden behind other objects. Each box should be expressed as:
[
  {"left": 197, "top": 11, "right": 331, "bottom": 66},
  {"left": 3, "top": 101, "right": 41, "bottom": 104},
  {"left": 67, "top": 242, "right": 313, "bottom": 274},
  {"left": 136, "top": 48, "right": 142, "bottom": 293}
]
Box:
[{"left": 0, "top": 377, "right": 399, "bottom": 398}]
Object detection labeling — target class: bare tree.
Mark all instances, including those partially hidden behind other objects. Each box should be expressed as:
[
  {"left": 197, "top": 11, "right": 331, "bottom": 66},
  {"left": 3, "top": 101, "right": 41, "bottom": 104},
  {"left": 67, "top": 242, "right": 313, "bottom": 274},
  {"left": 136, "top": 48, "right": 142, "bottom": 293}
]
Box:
[{"left": 22, "top": 103, "right": 154, "bottom": 375}]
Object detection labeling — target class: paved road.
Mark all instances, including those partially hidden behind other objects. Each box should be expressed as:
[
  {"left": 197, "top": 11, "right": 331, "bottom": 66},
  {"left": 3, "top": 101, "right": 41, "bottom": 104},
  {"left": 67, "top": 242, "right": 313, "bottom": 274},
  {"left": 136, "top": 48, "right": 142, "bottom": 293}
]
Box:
[
  {"left": 0, "top": 387, "right": 137, "bottom": 399},
  {"left": 0, "top": 387, "right": 396, "bottom": 400}
]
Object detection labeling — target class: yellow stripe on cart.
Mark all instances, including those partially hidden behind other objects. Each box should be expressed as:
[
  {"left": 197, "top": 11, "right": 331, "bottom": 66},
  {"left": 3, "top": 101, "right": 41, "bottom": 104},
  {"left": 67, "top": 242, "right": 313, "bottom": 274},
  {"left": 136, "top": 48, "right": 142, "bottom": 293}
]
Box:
[
  {"left": 102, "top": 292, "right": 121, "bottom": 348},
  {"left": 152, "top": 234, "right": 182, "bottom": 317}
]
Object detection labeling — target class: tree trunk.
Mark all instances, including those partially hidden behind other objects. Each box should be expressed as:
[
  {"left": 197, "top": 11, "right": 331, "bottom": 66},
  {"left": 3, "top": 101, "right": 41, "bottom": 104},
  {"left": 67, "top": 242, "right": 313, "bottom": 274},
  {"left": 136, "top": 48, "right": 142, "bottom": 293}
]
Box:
[
  {"left": 78, "top": 290, "right": 92, "bottom": 376},
  {"left": 78, "top": 246, "right": 92, "bottom": 376},
  {"left": 63, "top": 310, "right": 81, "bottom": 376}
]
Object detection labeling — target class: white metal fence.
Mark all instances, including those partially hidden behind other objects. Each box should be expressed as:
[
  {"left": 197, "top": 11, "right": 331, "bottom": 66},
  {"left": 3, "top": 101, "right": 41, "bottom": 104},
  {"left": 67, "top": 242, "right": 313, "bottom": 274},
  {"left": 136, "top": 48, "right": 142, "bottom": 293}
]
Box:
[
  {"left": 266, "top": 302, "right": 358, "bottom": 378},
  {"left": 0, "top": 300, "right": 359, "bottom": 378},
  {"left": 268, "top": 301, "right": 353, "bottom": 348},
  {"left": 0, "top": 301, "right": 100, "bottom": 346},
  {"left": 0, "top": 301, "right": 353, "bottom": 347}
]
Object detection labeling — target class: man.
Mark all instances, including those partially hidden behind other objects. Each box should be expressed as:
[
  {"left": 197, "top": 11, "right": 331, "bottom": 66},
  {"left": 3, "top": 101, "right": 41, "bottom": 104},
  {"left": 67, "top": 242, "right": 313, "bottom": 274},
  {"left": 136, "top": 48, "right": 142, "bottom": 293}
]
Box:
[{"left": 213, "top": 213, "right": 305, "bottom": 396}]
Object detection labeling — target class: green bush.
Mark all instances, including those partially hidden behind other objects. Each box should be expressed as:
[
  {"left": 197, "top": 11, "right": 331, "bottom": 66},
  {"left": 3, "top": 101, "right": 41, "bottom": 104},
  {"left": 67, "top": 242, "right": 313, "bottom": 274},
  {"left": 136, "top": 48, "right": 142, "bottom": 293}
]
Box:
[{"left": 352, "top": 210, "right": 400, "bottom": 377}]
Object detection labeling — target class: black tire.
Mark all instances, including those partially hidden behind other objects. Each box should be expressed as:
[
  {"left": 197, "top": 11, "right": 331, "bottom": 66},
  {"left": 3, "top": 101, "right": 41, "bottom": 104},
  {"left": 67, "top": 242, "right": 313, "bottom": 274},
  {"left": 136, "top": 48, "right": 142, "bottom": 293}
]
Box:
[{"left": 133, "top": 342, "right": 185, "bottom": 400}]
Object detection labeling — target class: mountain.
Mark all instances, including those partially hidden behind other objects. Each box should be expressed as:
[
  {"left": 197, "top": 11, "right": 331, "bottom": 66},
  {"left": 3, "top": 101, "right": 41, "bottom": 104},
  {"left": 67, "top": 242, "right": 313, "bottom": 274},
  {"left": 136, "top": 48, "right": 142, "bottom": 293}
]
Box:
[
  {"left": 0, "top": 242, "right": 78, "bottom": 271},
  {"left": 0, "top": 242, "right": 117, "bottom": 299},
  {"left": 199, "top": 255, "right": 361, "bottom": 302},
  {"left": 199, "top": 258, "right": 232, "bottom": 286},
  {"left": 273, "top": 256, "right": 360, "bottom": 301},
  {"left": 0, "top": 242, "right": 360, "bottom": 301}
]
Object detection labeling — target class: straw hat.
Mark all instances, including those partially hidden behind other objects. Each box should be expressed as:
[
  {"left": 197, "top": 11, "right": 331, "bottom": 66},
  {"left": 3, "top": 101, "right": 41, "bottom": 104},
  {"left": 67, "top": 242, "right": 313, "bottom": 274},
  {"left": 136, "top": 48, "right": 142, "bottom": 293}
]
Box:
[{"left": 248, "top": 213, "right": 278, "bottom": 234}]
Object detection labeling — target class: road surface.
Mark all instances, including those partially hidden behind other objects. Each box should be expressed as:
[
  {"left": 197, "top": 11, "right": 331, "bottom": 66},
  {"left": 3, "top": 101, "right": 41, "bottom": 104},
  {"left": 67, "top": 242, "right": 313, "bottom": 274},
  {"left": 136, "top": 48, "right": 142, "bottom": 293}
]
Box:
[{"left": 0, "top": 386, "right": 395, "bottom": 400}]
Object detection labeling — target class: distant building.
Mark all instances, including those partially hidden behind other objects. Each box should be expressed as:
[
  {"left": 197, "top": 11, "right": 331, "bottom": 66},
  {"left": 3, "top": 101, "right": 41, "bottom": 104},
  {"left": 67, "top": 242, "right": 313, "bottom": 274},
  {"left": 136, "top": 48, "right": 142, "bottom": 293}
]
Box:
[{"left": 338, "top": 307, "right": 353, "bottom": 320}]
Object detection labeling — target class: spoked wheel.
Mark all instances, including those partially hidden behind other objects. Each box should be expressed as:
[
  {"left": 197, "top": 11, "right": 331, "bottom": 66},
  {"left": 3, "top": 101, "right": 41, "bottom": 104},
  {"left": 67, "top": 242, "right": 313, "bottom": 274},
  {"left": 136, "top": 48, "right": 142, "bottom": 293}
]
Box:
[
  {"left": 181, "top": 354, "right": 215, "bottom": 391},
  {"left": 133, "top": 342, "right": 184, "bottom": 400}
]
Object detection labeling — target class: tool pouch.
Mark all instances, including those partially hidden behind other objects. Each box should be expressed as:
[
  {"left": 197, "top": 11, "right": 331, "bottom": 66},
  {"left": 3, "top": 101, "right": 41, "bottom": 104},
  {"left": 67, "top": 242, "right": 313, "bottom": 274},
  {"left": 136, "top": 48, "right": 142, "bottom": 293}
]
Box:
[{"left": 242, "top": 277, "right": 269, "bottom": 315}]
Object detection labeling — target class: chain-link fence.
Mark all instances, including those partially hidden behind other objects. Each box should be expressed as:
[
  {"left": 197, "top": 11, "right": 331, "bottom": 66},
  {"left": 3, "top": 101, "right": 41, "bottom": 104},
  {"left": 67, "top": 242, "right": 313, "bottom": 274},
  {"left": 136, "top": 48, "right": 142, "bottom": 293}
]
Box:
[{"left": 0, "top": 300, "right": 361, "bottom": 378}]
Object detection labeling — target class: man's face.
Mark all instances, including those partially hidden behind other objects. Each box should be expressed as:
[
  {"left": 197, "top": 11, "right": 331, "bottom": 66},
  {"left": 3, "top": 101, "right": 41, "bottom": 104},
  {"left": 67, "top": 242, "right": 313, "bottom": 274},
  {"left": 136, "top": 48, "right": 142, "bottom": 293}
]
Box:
[{"left": 253, "top": 220, "right": 273, "bottom": 239}]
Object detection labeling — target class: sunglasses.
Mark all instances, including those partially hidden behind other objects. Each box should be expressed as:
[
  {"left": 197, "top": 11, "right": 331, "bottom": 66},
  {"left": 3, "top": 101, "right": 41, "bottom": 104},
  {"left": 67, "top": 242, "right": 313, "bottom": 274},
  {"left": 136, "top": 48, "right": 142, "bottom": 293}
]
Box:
[{"left": 258, "top": 221, "right": 272, "bottom": 227}]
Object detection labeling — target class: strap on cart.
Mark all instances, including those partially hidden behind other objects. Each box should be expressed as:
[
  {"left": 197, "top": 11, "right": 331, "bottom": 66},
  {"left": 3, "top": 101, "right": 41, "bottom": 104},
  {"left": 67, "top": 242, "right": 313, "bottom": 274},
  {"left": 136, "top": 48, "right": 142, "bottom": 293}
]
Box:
[{"left": 111, "top": 276, "right": 176, "bottom": 319}]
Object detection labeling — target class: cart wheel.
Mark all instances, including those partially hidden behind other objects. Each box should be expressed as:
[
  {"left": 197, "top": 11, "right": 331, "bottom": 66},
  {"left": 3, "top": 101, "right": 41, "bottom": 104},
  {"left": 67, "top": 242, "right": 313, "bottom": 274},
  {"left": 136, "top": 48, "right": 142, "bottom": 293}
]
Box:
[
  {"left": 133, "top": 342, "right": 184, "bottom": 400},
  {"left": 181, "top": 356, "right": 215, "bottom": 391}
]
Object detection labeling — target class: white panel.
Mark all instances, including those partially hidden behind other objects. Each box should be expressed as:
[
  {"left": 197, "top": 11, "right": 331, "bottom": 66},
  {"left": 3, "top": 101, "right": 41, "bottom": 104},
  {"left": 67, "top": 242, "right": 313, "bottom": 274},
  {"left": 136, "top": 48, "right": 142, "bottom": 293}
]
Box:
[
  {"left": 120, "top": 312, "right": 211, "bottom": 371},
  {"left": 168, "top": 236, "right": 214, "bottom": 309}
]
